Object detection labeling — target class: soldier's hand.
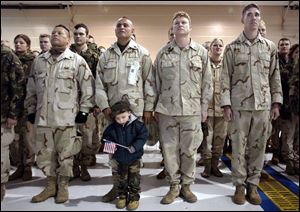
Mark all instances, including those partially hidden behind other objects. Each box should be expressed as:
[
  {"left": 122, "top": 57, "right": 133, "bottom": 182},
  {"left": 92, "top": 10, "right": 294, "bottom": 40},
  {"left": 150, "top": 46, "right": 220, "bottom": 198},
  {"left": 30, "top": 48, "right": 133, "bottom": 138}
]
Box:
[
  {"left": 6, "top": 118, "right": 17, "bottom": 129},
  {"left": 223, "top": 106, "right": 233, "bottom": 122},
  {"left": 143, "top": 111, "right": 153, "bottom": 124},
  {"left": 103, "top": 107, "right": 112, "bottom": 121},
  {"left": 93, "top": 107, "right": 101, "bottom": 116},
  {"left": 271, "top": 103, "right": 280, "bottom": 120},
  {"left": 75, "top": 111, "right": 88, "bottom": 123},
  {"left": 27, "top": 113, "right": 36, "bottom": 124},
  {"left": 128, "top": 146, "right": 136, "bottom": 154}
]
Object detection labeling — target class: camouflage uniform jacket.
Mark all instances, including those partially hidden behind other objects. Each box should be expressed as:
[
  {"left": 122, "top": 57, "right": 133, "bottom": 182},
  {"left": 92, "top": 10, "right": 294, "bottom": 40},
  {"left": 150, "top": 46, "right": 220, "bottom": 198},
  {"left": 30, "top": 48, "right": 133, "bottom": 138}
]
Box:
[
  {"left": 25, "top": 48, "right": 94, "bottom": 127},
  {"left": 70, "top": 43, "right": 100, "bottom": 78},
  {"left": 208, "top": 57, "right": 223, "bottom": 117},
  {"left": 154, "top": 39, "right": 213, "bottom": 116},
  {"left": 95, "top": 39, "right": 156, "bottom": 116},
  {"left": 1, "top": 44, "right": 26, "bottom": 123},
  {"left": 15, "top": 51, "right": 36, "bottom": 116},
  {"left": 289, "top": 60, "right": 299, "bottom": 115},
  {"left": 278, "top": 54, "right": 293, "bottom": 119},
  {"left": 220, "top": 32, "right": 283, "bottom": 110}
]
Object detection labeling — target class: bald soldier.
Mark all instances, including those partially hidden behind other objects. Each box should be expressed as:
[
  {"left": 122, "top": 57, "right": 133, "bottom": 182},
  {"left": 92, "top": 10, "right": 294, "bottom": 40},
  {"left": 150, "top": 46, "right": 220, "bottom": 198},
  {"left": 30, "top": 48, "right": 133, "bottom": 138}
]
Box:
[
  {"left": 95, "top": 16, "right": 156, "bottom": 202},
  {"left": 220, "top": 4, "right": 282, "bottom": 205}
]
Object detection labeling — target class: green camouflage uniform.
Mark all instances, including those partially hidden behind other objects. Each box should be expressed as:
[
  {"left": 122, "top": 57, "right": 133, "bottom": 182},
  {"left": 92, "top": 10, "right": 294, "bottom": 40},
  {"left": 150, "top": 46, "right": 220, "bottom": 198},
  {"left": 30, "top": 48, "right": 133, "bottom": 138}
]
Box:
[
  {"left": 286, "top": 60, "right": 299, "bottom": 169},
  {"left": 25, "top": 48, "right": 94, "bottom": 177},
  {"left": 220, "top": 33, "right": 283, "bottom": 186},
  {"left": 10, "top": 51, "right": 36, "bottom": 168},
  {"left": 154, "top": 40, "right": 213, "bottom": 185},
  {"left": 1, "top": 44, "right": 25, "bottom": 184}
]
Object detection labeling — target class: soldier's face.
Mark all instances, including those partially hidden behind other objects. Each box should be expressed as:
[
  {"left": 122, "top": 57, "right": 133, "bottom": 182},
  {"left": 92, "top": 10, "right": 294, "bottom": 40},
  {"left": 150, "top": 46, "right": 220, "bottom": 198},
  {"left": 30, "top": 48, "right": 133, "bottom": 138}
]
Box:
[
  {"left": 115, "top": 18, "right": 134, "bottom": 40},
  {"left": 173, "top": 16, "right": 191, "bottom": 37},
  {"left": 292, "top": 47, "right": 299, "bottom": 61},
  {"left": 14, "top": 38, "right": 29, "bottom": 54},
  {"left": 51, "top": 27, "right": 70, "bottom": 48},
  {"left": 258, "top": 25, "right": 266, "bottom": 37},
  {"left": 242, "top": 7, "right": 261, "bottom": 31},
  {"left": 115, "top": 111, "right": 130, "bottom": 126},
  {"left": 74, "top": 27, "right": 88, "bottom": 46},
  {"left": 210, "top": 40, "right": 223, "bottom": 56},
  {"left": 39, "top": 37, "right": 51, "bottom": 52},
  {"left": 278, "top": 40, "right": 291, "bottom": 55}
]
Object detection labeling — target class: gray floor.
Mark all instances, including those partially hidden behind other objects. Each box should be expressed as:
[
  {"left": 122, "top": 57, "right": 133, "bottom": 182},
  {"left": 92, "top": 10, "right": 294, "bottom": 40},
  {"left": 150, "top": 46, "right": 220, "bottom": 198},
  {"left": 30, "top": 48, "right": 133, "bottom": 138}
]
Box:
[{"left": 1, "top": 144, "right": 298, "bottom": 211}]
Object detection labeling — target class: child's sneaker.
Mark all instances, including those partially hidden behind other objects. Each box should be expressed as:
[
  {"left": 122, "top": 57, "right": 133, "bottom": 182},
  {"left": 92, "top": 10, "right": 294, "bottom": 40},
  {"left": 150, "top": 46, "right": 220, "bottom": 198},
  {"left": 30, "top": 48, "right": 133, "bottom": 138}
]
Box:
[
  {"left": 127, "top": 200, "right": 139, "bottom": 211},
  {"left": 116, "top": 197, "right": 127, "bottom": 209}
]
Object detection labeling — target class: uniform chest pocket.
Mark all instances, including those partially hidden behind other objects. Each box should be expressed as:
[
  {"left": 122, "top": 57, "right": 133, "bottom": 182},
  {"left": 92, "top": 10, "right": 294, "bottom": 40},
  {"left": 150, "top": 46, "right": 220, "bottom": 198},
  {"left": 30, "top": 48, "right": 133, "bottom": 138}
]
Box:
[
  {"left": 234, "top": 54, "right": 249, "bottom": 66},
  {"left": 103, "top": 61, "right": 117, "bottom": 83},
  {"left": 190, "top": 60, "right": 202, "bottom": 83},
  {"left": 161, "top": 61, "right": 176, "bottom": 80},
  {"left": 56, "top": 70, "right": 74, "bottom": 94},
  {"left": 35, "top": 71, "right": 47, "bottom": 89},
  {"left": 259, "top": 54, "right": 271, "bottom": 70}
]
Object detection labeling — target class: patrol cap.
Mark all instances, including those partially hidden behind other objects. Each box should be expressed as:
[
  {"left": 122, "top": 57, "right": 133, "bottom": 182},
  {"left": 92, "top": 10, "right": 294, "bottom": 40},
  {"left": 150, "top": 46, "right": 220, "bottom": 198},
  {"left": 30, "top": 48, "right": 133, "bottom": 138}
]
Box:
[{"left": 111, "top": 100, "right": 131, "bottom": 118}]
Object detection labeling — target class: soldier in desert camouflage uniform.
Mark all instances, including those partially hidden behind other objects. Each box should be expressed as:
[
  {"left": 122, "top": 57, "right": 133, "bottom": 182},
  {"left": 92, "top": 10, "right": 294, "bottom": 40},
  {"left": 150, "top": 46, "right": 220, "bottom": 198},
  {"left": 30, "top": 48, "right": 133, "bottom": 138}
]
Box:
[
  {"left": 201, "top": 38, "right": 228, "bottom": 179},
  {"left": 154, "top": 11, "right": 213, "bottom": 204},
  {"left": 95, "top": 16, "right": 156, "bottom": 203},
  {"left": 9, "top": 34, "right": 36, "bottom": 182},
  {"left": 25, "top": 25, "right": 94, "bottom": 204},
  {"left": 220, "top": 4, "right": 283, "bottom": 205},
  {"left": 70, "top": 23, "right": 104, "bottom": 181},
  {"left": 1, "top": 44, "right": 25, "bottom": 201}
]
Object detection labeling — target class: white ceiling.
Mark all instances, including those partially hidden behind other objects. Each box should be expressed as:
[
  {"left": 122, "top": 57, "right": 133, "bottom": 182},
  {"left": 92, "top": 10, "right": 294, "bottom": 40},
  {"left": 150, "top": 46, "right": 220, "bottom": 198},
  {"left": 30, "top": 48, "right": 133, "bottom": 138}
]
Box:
[{"left": 1, "top": 1, "right": 298, "bottom": 6}]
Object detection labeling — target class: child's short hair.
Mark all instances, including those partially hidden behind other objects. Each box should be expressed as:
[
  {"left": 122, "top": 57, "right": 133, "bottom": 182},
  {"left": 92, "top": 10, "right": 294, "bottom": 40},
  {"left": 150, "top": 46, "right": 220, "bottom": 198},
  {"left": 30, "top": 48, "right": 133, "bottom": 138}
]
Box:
[{"left": 111, "top": 100, "right": 131, "bottom": 119}]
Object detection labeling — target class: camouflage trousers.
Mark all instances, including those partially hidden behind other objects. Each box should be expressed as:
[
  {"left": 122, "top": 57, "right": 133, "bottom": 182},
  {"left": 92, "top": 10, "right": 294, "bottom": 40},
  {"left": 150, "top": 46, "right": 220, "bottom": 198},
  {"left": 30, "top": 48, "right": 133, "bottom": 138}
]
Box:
[
  {"left": 157, "top": 113, "right": 202, "bottom": 185},
  {"left": 35, "top": 126, "right": 82, "bottom": 177},
  {"left": 229, "top": 110, "right": 272, "bottom": 186},
  {"left": 1, "top": 124, "right": 15, "bottom": 184},
  {"left": 9, "top": 116, "right": 35, "bottom": 166},
  {"left": 114, "top": 159, "right": 141, "bottom": 201},
  {"left": 203, "top": 116, "right": 228, "bottom": 159},
  {"left": 270, "top": 117, "right": 284, "bottom": 158},
  {"left": 76, "top": 112, "right": 104, "bottom": 165},
  {"left": 281, "top": 114, "right": 299, "bottom": 165}
]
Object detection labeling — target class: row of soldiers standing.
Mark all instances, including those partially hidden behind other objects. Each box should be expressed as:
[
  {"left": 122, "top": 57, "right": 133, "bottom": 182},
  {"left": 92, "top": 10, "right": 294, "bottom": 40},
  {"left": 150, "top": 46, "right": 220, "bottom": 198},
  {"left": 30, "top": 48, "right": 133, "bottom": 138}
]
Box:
[{"left": 1, "top": 3, "right": 298, "bottom": 209}]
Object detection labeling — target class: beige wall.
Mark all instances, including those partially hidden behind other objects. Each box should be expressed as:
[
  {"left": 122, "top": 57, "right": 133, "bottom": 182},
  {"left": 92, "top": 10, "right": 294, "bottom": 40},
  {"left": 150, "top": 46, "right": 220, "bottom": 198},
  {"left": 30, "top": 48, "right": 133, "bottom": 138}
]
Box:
[{"left": 1, "top": 5, "right": 299, "bottom": 60}]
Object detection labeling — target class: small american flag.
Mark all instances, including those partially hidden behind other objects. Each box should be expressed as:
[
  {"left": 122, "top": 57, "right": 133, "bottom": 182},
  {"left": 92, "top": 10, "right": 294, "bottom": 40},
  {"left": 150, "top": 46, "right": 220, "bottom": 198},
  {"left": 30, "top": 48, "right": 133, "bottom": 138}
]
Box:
[{"left": 103, "top": 140, "right": 117, "bottom": 154}]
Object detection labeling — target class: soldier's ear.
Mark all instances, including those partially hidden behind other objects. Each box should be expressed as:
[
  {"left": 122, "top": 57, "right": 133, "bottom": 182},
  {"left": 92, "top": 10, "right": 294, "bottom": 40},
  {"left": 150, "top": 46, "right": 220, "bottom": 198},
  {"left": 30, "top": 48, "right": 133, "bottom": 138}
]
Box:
[{"left": 131, "top": 28, "right": 135, "bottom": 35}]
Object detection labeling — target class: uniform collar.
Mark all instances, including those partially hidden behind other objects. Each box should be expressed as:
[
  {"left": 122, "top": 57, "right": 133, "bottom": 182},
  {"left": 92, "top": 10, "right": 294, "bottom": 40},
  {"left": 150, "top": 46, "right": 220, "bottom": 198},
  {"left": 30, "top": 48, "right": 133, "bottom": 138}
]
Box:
[
  {"left": 168, "top": 39, "right": 198, "bottom": 54},
  {"left": 111, "top": 39, "right": 138, "bottom": 55},
  {"left": 238, "top": 31, "right": 264, "bottom": 46},
  {"left": 41, "top": 48, "right": 73, "bottom": 62}
]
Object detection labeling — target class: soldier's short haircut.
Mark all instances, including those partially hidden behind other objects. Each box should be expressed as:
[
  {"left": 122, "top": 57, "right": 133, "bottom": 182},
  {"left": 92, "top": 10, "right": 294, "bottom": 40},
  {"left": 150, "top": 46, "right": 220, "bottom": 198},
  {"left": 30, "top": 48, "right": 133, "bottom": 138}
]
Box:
[
  {"left": 116, "top": 16, "right": 133, "bottom": 26},
  {"left": 54, "top": 24, "right": 70, "bottom": 37},
  {"left": 172, "top": 11, "right": 191, "bottom": 25},
  {"left": 39, "top": 34, "right": 50, "bottom": 39},
  {"left": 242, "top": 3, "right": 260, "bottom": 16},
  {"left": 74, "top": 23, "right": 89, "bottom": 35},
  {"left": 14, "top": 34, "right": 31, "bottom": 49},
  {"left": 278, "top": 37, "right": 291, "bottom": 46}
]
